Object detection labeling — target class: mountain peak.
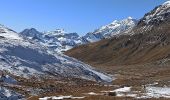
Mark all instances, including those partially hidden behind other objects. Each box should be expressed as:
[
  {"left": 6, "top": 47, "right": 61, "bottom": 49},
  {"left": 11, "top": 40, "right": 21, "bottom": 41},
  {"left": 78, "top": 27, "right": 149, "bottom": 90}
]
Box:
[
  {"left": 162, "top": 0, "right": 170, "bottom": 6},
  {"left": 20, "top": 28, "right": 42, "bottom": 40},
  {"left": 0, "top": 24, "right": 22, "bottom": 40},
  {"left": 82, "top": 17, "right": 138, "bottom": 43},
  {"left": 98, "top": 17, "right": 137, "bottom": 35},
  {"left": 127, "top": 16, "right": 133, "bottom": 20},
  {"left": 138, "top": 0, "right": 170, "bottom": 25}
]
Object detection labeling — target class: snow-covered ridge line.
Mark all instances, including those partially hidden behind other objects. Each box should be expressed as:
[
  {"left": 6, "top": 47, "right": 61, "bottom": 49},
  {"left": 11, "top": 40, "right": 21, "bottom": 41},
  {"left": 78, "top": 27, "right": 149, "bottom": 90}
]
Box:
[
  {"left": 82, "top": 17, "right": 138, "bottom": 43},
  {"left": 0, "top": 24, "right": 22, "bottom": 40},
  {"left": 19, "top": 17, "right": 138, "bottom": 52},
  {"left": 142, "top": 0, "right": 170, "bottom": 25}
]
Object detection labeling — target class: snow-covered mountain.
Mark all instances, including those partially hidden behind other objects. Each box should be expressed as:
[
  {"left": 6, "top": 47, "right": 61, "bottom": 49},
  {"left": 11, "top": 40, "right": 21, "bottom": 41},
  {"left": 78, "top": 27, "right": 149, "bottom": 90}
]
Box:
[
  {"left": 20, "top": 28, "right": 83, "bottom": 52},
  {"left": 20, "top": 17, "right": 138, "bottom": 52},
  {"left": 141, "top": 0, "right": 170, "bottom": 25},
  {"left": 82, "top": 17, "right": 138, "bottom": 42},
  {"left": 0, "top": 24, "right": 22, "bottom": 40},
  {"left": 134, "top": 0, "right": 170, "bottom": 33},
  {"left": 0, "top": 25, "right": 112, "bottom": 83}
]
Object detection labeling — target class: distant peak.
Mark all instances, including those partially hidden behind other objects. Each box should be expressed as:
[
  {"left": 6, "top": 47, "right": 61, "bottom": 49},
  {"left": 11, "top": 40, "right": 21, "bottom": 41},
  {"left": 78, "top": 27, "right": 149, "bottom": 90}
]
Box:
[
  {"left": 163, "top": 0, "right": 170, "bottom": 6},
  {"left": 111, "top": 20, "right": 118, "bottom": 24},
  {"left": 127, "top": 16, "right": 133, "bottom": 20},
  {"left": 30, "top": 28, "right": 37, "bottom": 30},
  {"left": 0, "top": 24, "right": 4, "bottom": 27},
  {"left": 54, "top": 29, "right": 65, "bottom": 33}
]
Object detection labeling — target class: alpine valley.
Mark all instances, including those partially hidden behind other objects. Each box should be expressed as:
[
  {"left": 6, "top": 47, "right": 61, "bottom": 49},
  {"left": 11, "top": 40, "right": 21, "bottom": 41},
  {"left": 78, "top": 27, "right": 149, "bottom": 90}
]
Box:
[{"left": 1, "top": 1, "right": 170, "bottom": 100}]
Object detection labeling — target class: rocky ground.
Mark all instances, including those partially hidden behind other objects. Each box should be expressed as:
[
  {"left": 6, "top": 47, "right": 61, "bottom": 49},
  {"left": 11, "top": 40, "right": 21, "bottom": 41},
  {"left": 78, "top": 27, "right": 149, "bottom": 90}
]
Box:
[{"left": 1, "top": 62, "right": 170, "bottom": 100}]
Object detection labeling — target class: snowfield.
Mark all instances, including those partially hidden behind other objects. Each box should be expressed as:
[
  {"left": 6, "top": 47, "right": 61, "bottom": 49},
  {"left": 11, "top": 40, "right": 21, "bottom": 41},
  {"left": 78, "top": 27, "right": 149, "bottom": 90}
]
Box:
[{"left": 0, "top": 38, "right": 113, "bottom": 82}]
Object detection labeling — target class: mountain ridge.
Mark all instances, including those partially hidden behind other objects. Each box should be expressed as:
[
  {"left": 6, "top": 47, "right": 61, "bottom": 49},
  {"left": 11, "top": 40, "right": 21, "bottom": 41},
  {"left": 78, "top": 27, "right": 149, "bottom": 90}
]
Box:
[
  {"left": 65, "top": 1, "right": 170, "bottom": 68},
  {"left": 19, "top": 17, "right": 138, "bottom": 52}
]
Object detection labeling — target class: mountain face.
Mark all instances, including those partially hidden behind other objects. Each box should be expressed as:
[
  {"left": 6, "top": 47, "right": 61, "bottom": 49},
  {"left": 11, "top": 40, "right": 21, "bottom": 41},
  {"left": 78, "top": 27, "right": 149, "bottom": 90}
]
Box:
[
  {"left": 20, "top": 28, "right": 43, "bottom": 40},
  {"left": 20, "top": 29, "right": 84, "bottom": 52},
  {"left": 140, "top": 1, "right": 170, "bottom": 25},
  {"left": 0, "top": 25, "right": 112, "bottom": 83},
  {"left": 82, "top": 17, "right": 138, "bottom": 43},
  {"left": 65, "top": 1, "right": 170, "bottom": 68},
  {"left": 132, "top": 1, "right": 170, "bottom": 34}
]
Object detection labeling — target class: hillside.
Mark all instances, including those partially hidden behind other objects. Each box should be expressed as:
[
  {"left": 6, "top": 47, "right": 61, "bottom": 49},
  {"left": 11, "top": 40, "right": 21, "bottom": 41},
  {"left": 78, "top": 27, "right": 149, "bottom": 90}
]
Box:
[{"left": 66, "top": 1, "right": 170, "bottom": 68}]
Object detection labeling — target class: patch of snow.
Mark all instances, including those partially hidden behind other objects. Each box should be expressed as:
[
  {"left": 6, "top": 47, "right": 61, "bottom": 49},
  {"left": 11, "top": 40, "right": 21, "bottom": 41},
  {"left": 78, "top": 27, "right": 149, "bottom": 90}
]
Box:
[
  {"left": 71, "top": 96, "right": 85, "bottom": 99},
  {"left": 39, "top": 97, "right": 51, "bottom": 100},
  {"left": 113, "top": 87, "right": 131, "bottom": 93},
  {"left": 39, "top": 95, "right": 85, "bottom": 100},
  {"left": 0, "top": 87, "right": 23, "bottom": 99},
  {"left": 87, "top": 92, "right": 98, "bottom": 95},
  {"left": 144, "top": 86, "right": 170, "bottom": 98}
]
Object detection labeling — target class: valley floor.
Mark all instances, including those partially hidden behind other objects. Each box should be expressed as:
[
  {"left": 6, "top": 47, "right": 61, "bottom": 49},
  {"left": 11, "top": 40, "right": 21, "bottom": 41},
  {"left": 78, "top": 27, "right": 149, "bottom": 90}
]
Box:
[{"left": 2, "top": 63, "right": 170, "bottom": 100}]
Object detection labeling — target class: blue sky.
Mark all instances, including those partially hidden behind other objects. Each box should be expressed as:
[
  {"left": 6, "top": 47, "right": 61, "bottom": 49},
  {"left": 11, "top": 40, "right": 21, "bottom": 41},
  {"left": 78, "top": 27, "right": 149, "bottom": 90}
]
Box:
[{"left": 0, "top": 0, "right": 167, "bottom": 35}]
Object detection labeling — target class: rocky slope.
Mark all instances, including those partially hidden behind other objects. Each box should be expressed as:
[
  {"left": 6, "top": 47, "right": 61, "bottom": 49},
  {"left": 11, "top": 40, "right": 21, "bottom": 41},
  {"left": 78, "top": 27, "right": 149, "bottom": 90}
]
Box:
[{"left": 65, "top": 1, "right": 170, "bottom": 68}]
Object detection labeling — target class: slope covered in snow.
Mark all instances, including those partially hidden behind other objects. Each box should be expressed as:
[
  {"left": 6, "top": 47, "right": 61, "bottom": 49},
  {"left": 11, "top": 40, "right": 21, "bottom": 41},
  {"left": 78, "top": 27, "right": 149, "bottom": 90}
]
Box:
[
  {"left": 0, "top": 24, "right": 112, "bottom": 83},
  {"left": 0, "top": 24, "right": 22, "bottom": 40}
]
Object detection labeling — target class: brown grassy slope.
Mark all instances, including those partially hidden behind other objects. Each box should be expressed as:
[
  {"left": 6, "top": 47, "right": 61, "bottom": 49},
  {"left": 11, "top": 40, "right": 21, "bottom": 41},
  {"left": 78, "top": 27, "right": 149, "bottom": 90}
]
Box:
[{"left": 65, "top": 22, "right": 170, "bottom": 68}]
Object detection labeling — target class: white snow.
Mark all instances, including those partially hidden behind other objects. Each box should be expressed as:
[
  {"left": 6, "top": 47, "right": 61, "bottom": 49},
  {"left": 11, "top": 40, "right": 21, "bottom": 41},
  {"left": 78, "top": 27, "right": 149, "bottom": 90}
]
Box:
[
  {"left": 105, "top": 85, "right": 170, "bottom": 99},
  {"left": 144, "top": 0, "right": 170, "bottom": 24},
  {"left": 163, "top": 0, "right": 170, "bottom": 6},
  {"left": 144, "top": 86, "right": 170, "bottom": 98},
  {"left": 87, "top": 92, "right": 98, "bottom": 95},
  {"left": 39, "top": 95, "right": 85, "bottom": 100},
  {"left": 0, "top": 25, "right": 113, "bottom": 83},
  {"left": 20, "top": 28, "right": 83, "bottom": 52},
  {"left": 82, "top": 17, "right": 138, "bottom": 43},
  {"left": 113, "top": 87, "right": 131, "bottom": 93},
  {"left": 39, "top": 97, "right": 51, "bottom": 100},
  {"left": 71, "top": 96, "right": 85, "bottom": 99},
  {"left": 0, "top": 24, "right": 22, "bottom": 40}
]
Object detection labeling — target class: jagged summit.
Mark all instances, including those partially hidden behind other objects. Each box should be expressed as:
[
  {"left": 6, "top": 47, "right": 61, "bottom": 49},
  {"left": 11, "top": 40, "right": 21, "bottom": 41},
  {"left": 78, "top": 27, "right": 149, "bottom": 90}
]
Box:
[
  {"left": 20, "top": 28, "right": 43, "bottom": 40},
  {"left": 139, "top": 0, "right": 170, "bottom": 25},
  {"left": 163, "top": 0, "right": 170, "bottom": 6},
  {"left": 82, "top": 17, "right": 138, "bottom": 42},
  {"left": 20, "top": 28, "right": 83, "bottom": 52}
]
